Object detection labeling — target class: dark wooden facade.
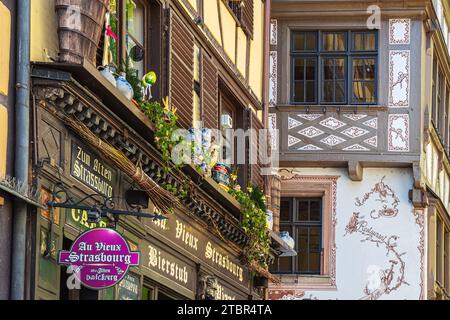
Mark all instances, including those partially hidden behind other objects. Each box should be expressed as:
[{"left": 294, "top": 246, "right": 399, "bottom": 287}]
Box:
[{"left": 25, "top": 0, "right": 271, "bottom": 300}]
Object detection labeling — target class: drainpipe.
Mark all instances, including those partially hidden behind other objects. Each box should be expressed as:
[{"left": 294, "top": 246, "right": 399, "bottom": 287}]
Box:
[{"left": 11, "top": 0, "right": 31, "bottom": 300}]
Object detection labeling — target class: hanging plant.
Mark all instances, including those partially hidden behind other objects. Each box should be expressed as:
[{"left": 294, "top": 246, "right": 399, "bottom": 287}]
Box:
[
  {"left": 139, "top": 97, "right": 180, "bottom": 168},
  {"left": 228, "top": 182, "right": 271, "bottom": 270},
  {"left": 137, "top": 98, "right": 271, "bottom": 271}
]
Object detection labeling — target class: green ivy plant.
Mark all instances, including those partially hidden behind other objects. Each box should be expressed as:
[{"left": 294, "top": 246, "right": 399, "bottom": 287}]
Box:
[
  {"left": 228, "top": 185, "right": 271, "bottom": 269},
  {"left": 137, "top": 98, "right": 270, "bottom": 270},
  {"left": 139, "top": 99, "right": 180, "bottom": 168},
  {"left": 249, "top": 185, "right": 267, "bottom": 213},
  {"left": 227, "top": 170, "right": 270, "bottom": 269}
]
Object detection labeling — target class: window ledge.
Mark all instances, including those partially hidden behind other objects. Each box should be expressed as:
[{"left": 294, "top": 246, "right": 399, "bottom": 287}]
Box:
[
  {"left": 269, "top": 230, "right": 298, "bottom": 257},
  {"left": 275, "top": 104, "right": 388, "bottom": 112},
  {"left": 182, "top": 164, "right": 242, "bottom": 220},
  {"left": 274, "top": 273, "right": 337, "bottom": 290},
  {"left": 31, "top": 61, "right": 156, "bottom": 138}
]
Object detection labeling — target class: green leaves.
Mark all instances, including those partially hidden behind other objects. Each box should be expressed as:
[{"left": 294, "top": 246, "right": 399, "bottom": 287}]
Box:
[
  {"left": 139, "top": 100, "right": 179, "bottom": 167},
  {"left": 228, "top": 185, "right": 270, "bottom": 270},
  {"left": 137, "top": 98, "right": 270, "bottom": 270}
]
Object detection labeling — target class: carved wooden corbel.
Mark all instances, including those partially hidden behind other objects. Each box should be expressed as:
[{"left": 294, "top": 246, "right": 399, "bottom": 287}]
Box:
[
  {"left": 412, "top": 161, "right": 425, "bottom": 189},
  {"left": 410, "top": 187, "right": 428, "bottom": 209},
  {"left": 348, "top": 160, "right": 363, "bottom": 182}
]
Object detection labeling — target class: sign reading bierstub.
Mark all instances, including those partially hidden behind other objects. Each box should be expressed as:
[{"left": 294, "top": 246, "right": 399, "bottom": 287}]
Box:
[
  {"left": 70, "top": 141, "right": 116, "bottom": 198},
  {"left": 58, "top": 228, "right": 140, "bottom": 290}
]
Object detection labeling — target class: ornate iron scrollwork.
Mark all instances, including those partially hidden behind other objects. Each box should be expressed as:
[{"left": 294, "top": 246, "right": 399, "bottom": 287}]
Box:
[{"left": 45, "top": 182, "right": 167, "bottom": 223}]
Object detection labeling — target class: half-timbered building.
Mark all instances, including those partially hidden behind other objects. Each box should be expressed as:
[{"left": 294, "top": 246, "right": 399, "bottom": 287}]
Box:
[{"left": 268, "top": 0, "right": 450, "bottom": 300}]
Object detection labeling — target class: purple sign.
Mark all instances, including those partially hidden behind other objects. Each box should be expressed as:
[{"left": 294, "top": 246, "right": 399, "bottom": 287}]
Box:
[{"left": 58, "top": 228, "right": 140, "bottom": 290}]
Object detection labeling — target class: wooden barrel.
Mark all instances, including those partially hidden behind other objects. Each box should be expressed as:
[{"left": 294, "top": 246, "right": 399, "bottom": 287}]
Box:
[{"left": 55, "top": 0, "right": 108, "bottom": 65}]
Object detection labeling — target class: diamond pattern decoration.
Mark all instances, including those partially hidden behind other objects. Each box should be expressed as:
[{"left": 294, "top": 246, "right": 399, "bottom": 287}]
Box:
[
  {"left": 288, "top": 135, "right": 301, "bottom": 147},
  {"left": 362, "top": 118, "right": 378, "bottom": 129},
  {"left": 343, "top": 114, "right": 367, "bottom": 121},
  {"left": 298, "top": 126, "right": 324, "bottom": 138},
  {"left": 286, "top": 111, "right": 379, "bottom": 152},
  {"left": 297, "top": 114, "right": 322, "bottom": 121},
  {"left": 364, "top": 136, "right": 378, "bottom": 148},
  {"left": 341, "top": 126, "right": 369, "bottom": 139},
  {"left": 319, "top": 117, "right": 346, "bottom": 130},
  {"left": 320, "top": 135, "right": 346, "bottom": 147},
  {"left": 343, "top": 144, "right": 370, "bottom": 151},
  {"left": 298, "top": 144, "right": 323, "bottom": 151},
  {"left": 288, "top": 117, "right": 303, "bottom": 130}
]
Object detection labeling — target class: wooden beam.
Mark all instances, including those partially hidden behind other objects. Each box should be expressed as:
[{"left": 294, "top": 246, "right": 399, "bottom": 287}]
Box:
[{"left": 348, "top": 160, "right": 363, "bottom": 181}]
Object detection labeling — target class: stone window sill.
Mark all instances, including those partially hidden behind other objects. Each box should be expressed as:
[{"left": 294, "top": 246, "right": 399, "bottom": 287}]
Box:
[{"left": 275, "top": 274, "right": 337, "bottom": 290}]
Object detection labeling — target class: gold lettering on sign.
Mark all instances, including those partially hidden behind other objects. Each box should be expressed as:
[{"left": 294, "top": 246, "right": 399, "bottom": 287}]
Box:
[
  {"left": 147, "top": 245, "right": 189, "bottom": 285},
  {"left": 151, "top": 215, "right": 168, "bottom": 231},
  {"left": 215, "top": 283, "right": 236, "bottom": 300},
  {"left": 205, "top": 242, "right": 243, "bottom": 282},
  {"left": 77, "top": 146, "right": 91, "bottom": 166},
  {"left": 71, "top": 143, "right": 114, "bottom": 198},
  {"left": 175, "top": 220, "right": 199, "bottom": 251},
  {"left": 71, "top": 208, "right": 107, "bottom": 229}
]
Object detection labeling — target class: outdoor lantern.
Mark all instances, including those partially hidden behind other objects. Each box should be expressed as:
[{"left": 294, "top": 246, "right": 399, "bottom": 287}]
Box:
[
  {"left": 125, "top": 189, "right": 149, "bottom": 209},
  {"left": 87, "top": 208, "right": 102, "bottom": 224}
]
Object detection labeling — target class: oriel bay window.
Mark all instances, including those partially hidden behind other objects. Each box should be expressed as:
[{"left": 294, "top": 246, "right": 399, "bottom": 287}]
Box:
[
  {"left": 291, "top": 30, "right": 378, "bottom": 105},
  {"left": 271, "top": 197, "right": 323, "bottom": 274}
]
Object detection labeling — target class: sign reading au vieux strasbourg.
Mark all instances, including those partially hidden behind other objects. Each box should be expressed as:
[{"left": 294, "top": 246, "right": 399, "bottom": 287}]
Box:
[
  {"left": 58, "top": 228, "right": 140, "bottom": 290},
  {"left": 70, "top": 141, "right": 116, "bottom": 198}
]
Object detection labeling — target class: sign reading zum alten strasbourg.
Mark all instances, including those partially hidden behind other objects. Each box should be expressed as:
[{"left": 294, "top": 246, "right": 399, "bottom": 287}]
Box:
[
  {"left": 58, "top": 228, "right": 140, "bottom": 290},
  {"left": 70, "top": 141, "right": 116, "bottom": 198}
]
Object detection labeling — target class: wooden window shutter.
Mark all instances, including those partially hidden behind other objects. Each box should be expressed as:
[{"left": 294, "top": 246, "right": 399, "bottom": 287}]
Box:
[
  {"left": 202, "top": 53, "right": 218, "bottom": 130},
  {"left": 170, "top": 11, "right": 194, "bottom": 129},
  {"left": 241, "top": 0, "right": 254, "bottom": 38}
]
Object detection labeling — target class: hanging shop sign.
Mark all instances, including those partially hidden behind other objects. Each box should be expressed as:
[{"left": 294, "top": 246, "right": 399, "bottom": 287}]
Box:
[
  {"left": 58, "top": 228, "right": 140, "bottom": 290},
  {"left": 70, "top": 141, "right": 116, "bottom": 198}
]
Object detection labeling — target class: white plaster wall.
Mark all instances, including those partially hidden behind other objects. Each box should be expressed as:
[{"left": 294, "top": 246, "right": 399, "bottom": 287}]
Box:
[{"left": 279, "top": 167, "right": 423, "bottom": 300}]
